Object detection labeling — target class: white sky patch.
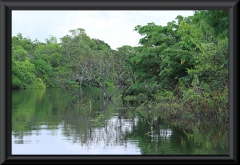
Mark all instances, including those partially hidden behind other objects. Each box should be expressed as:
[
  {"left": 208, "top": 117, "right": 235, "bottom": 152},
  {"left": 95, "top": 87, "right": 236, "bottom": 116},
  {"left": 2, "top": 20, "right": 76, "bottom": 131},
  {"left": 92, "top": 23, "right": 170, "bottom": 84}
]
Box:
[{"left": 12, "top": 10, "right": 194, "bottom": 50}]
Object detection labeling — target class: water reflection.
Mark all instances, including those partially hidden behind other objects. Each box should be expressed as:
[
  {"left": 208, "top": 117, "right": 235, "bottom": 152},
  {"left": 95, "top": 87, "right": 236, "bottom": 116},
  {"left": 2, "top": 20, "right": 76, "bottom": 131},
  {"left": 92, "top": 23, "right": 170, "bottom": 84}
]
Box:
[
  {"left": 13, "top": 122, "right": 141, "bottom": 155},
  {"left": 12, "top": 88, "right": 228, "bottom": 155}
]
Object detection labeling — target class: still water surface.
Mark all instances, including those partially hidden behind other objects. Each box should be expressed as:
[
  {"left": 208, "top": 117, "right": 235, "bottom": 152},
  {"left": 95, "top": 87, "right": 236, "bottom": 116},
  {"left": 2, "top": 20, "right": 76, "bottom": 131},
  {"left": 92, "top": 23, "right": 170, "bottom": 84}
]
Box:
[{"left": 12, "top": 88, "right": 228, "bottom": 155}]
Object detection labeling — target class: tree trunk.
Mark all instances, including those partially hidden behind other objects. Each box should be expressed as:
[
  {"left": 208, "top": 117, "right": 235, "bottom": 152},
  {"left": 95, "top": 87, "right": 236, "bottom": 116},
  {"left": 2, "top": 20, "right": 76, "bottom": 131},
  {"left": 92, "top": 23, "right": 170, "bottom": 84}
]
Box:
[
  {"left": 79, "top": 81, "right": 83, "bottom": 99},
  {"left": 121, "top": 85, "right": 130, "bottom": 98},
  {"left": 100, "top": 86, "right": 110, "bottom": 100}
]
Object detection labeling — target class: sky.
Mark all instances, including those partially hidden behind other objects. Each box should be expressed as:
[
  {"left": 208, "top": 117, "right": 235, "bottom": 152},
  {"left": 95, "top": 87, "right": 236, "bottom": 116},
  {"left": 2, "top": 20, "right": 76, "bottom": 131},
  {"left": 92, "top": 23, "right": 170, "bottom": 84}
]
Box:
[{"left": 12, "top": 11, "right": 194, "bottom": 50}]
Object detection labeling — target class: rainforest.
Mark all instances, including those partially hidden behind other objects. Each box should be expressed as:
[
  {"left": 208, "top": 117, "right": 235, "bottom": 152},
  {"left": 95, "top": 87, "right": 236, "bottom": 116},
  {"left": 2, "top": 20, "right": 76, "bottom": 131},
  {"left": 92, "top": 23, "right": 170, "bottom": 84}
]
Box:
[{"left": 12, "top": 10, "right": 228, "bottom": 155}]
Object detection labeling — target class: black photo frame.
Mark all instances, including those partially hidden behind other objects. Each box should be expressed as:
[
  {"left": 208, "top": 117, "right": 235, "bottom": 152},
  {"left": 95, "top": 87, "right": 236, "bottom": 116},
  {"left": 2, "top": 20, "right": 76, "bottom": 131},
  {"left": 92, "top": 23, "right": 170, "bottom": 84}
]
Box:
[{"left": 0, "top": 0, "right": 238, "bottom": 164}]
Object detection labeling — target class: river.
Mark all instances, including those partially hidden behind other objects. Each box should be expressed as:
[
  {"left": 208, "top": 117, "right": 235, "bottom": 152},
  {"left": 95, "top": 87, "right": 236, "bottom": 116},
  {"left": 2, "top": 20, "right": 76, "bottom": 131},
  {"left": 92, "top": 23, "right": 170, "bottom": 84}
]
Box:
[{"left": 12, "top": 88, "right": 228, "bottom": 155}]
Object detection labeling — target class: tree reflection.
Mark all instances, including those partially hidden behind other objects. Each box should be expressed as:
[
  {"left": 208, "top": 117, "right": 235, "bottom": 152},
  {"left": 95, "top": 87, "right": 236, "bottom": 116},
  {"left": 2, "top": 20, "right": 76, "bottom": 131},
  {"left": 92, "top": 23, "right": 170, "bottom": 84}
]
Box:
[{"left": 12, "top": 88, "right": 228, "bottom": 155}]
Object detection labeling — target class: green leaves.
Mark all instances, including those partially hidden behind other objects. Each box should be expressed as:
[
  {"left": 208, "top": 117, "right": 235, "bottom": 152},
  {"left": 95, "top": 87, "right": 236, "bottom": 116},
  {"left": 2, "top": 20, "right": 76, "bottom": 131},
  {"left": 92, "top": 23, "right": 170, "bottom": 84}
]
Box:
[
  {"left": 12, "top": 10, "right": 228, "bottom": 101},
  {"left": 31, "top": 59, "right": 52, "bottom": 80},
  {"left": 132, "top": 17, "right": 197, "bottom": 91},
  {"left": 12, "top": 46, "right": 29, "bottom": 61},
  {"left": 12, "top": 60, "right": 46, "bottom": 89}
]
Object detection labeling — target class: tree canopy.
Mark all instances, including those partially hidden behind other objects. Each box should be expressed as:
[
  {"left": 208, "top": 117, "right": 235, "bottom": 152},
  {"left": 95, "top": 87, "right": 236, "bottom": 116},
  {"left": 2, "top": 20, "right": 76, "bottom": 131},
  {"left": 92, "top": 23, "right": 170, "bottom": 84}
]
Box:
[{"left": 12, "top": 10, "right": 228, "bottom": 105}]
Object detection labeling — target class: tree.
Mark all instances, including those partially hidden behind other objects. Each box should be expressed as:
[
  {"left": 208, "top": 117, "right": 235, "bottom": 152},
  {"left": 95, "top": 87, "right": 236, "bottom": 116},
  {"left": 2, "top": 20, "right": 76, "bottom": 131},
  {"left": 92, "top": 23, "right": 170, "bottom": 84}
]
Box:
[
  {"left": 178, "top": 10, "right": 228, "bottom": 93},
  {"left": 114, "top": 46, "right": 136, "bottom": 98},
  {"left": 131, "top": 19, "right": 195, "bottom": 93},
  {"left": 12, "top": 60, "right": 46, "bottom": 89}
]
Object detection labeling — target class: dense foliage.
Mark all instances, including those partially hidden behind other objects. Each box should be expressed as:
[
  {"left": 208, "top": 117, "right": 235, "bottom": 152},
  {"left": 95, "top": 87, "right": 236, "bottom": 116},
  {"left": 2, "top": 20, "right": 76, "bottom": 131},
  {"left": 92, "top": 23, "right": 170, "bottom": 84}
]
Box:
[{"left": 12, "top": 10, "right": 228, "bottom": 120}]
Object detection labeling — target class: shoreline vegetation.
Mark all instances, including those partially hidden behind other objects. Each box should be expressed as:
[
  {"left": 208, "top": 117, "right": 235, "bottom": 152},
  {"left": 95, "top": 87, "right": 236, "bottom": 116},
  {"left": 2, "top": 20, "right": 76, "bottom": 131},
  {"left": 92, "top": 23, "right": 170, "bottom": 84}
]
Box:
[{"left": 12, "top": 10, "right": 228, "bottom": 123}]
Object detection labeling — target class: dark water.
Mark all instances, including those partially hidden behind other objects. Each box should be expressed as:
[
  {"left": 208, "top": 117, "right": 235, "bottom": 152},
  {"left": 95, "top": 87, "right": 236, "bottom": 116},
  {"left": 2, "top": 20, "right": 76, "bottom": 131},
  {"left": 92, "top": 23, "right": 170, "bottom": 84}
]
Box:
[{"left": 12, "top": 88, "right": 228, "bottom": 155}]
